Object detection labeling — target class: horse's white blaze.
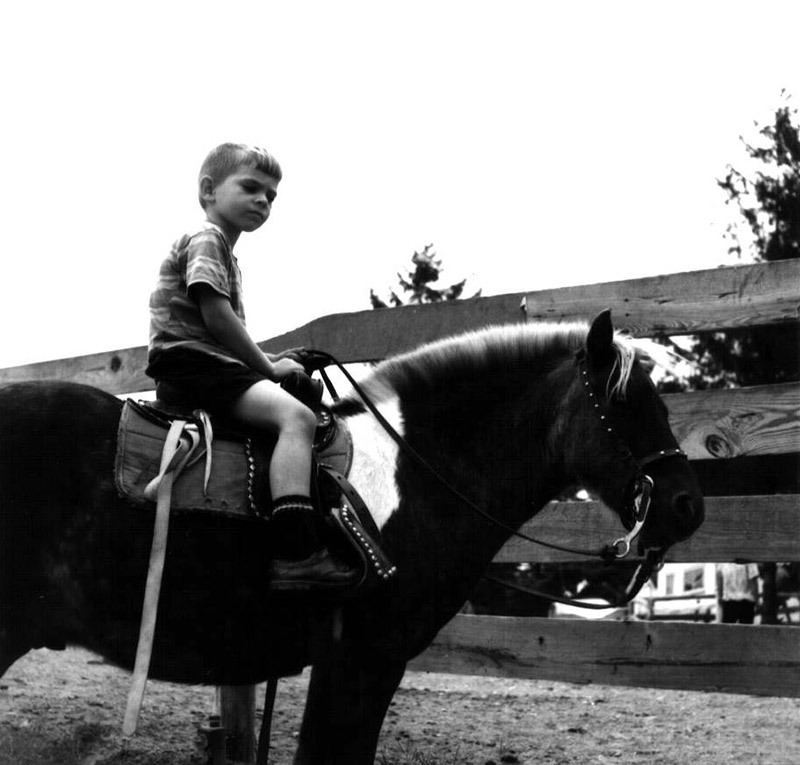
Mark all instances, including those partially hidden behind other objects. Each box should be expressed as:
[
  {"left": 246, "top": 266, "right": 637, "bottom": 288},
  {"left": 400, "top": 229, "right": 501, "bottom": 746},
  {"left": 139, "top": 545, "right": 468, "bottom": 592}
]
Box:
[{"left": 345, "top": 397, "right": 403, "bottom": 530}]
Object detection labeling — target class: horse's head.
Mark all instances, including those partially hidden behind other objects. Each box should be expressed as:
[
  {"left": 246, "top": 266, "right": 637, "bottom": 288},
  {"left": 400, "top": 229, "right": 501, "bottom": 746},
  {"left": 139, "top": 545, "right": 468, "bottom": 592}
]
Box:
[{"left": 560, "top": 310, "right": 704, "bottom": 554}]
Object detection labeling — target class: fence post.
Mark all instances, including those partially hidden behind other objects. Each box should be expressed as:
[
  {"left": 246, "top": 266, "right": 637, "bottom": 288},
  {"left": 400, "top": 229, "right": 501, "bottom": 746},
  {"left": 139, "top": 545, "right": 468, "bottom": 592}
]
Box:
[
  {"left": 219, "top": 685, "right": 257, "bottom": 763},
  {"left": 761, "top": 563, "right": 779, "bottom": 624}
]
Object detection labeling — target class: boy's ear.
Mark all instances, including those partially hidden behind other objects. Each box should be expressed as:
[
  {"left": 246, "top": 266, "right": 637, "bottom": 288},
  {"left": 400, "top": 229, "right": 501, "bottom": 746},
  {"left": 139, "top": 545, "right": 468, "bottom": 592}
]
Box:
[{"left": 199, "top": 175, "right": 215, "bottom": 203}]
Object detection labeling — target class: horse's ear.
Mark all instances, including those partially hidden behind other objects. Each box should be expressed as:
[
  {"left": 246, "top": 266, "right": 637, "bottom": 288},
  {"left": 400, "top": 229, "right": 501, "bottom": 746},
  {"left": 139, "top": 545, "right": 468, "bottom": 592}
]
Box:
[{"left": 586, "top": 309, "right": 615, "bottom": 366}]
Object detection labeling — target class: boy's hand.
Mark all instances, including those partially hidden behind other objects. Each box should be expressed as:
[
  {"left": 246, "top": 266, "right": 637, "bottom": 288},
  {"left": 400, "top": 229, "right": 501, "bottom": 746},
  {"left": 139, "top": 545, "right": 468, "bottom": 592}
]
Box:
[
  {"left": 272, "top": 347, "right": 306, "bottom": 363},
  {"left": 270, "top": 357, "right": 305, "bottom": 381}
]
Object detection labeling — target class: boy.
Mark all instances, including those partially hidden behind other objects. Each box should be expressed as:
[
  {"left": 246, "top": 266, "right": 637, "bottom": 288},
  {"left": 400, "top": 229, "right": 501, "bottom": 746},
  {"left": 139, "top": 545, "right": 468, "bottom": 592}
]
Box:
[{"left": 146, "top": 143, "right": 356, "bottom": 591}]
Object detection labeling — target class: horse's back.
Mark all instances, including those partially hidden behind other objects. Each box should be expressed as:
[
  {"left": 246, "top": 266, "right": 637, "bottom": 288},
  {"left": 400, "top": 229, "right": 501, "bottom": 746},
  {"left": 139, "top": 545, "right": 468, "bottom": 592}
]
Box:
[
  {"left": 0, "top": 379, "right": 122, "bottom": 423},
  {"left": 0, "top": 381, "right": 122, "bottom": 531}
]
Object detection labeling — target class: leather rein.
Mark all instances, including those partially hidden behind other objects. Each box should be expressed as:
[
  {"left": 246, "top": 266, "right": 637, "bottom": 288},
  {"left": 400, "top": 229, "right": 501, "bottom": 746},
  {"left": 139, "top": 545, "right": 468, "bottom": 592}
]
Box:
[{"left": 305, "top": 349, "right": 686, "bottom": 610}]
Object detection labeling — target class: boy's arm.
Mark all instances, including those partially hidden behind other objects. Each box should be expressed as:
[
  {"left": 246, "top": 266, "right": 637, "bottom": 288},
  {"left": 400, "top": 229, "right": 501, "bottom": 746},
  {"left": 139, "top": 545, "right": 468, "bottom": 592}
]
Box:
[{"left": 194, "top": 285, "right": 302, "bottom": 380}]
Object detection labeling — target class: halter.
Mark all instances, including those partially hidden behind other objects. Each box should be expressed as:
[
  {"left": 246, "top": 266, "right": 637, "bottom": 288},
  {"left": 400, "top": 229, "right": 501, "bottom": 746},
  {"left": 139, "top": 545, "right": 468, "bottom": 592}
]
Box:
[
  {"left": 575, "top": 349, "right": 687, "bottom": 560},
  {"left": 304, "top": 348, "right": 687, "bottom": 608}
]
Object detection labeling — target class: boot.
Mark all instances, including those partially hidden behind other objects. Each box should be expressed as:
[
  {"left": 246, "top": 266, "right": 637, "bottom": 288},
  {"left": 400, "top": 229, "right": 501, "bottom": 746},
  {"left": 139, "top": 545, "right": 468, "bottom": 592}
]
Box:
[
  {"left": 268, "top": 496, "right": 359, "bottom": 592},
  {"left": 270, "top": 547, "right": 359, "bottom": 592}
]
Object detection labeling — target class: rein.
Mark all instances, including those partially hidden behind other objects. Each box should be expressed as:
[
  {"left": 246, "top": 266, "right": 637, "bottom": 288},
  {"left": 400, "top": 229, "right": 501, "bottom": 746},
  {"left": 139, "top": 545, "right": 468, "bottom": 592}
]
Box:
[{"left": 304, "top": 349, "right": 686, "bottom": 609}]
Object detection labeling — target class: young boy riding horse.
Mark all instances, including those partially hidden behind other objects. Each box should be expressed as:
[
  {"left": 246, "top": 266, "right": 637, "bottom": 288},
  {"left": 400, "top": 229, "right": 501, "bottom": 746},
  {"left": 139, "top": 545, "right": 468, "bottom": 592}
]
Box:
[{"left": 146, "top": 142, "right": 356, "bottom": 592}]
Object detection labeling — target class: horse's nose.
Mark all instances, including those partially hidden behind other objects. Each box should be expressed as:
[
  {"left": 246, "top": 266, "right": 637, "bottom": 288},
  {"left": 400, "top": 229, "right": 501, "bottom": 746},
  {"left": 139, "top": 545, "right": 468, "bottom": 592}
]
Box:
[{"left": 672, "top": 491, "right": 705, "bottom": 541}]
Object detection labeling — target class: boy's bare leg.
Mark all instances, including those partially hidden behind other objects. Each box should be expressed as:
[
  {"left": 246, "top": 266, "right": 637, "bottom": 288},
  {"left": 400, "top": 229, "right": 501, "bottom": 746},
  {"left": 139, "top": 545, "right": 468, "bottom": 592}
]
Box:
[
  {"left": 229, "top": 381, "right": 357, "bottom": 590},
  {"left": 228, "top": 380, "right": 316, "bottom": 497}
]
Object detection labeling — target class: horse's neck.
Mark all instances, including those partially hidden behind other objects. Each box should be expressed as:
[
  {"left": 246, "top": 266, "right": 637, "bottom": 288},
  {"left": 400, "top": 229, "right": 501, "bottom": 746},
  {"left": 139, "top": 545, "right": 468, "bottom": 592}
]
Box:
[
  {"left": 344, "top": 395, "right": 406, "bottom": 532},
  {"left": 344, "top": 373, "right": 566, "bottom": 552}
]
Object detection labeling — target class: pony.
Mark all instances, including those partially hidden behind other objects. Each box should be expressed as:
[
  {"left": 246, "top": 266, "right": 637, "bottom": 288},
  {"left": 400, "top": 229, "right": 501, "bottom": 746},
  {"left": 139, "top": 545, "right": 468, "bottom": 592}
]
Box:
[{"left": 0, "top": 310, "right": 703, "bottom": 764}]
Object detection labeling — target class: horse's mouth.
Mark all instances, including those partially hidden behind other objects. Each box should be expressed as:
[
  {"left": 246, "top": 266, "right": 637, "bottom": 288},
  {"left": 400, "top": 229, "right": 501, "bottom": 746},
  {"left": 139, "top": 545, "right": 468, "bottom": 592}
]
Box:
[{"left": 640, "top": 495, "right": 704, "bottom": 552}]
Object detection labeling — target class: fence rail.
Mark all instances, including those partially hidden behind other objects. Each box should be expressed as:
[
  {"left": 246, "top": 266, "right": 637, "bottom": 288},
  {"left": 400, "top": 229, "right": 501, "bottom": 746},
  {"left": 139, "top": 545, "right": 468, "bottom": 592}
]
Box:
[
  {"left": 1, "top": 260, "right": 798, "bottom": 700},
  {"left": 409, "top": 615, "right": 800, "bottom": 697},
  {"left": 498, "top": 495, "right": 800, "bottom": 564},
  {"left": 1, "top": 259, "right": 798, "bottom": 389}
]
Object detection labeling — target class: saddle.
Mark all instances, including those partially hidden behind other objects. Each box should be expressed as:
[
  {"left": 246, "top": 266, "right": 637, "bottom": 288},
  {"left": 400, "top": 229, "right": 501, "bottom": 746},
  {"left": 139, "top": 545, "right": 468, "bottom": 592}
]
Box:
[{"left": 114, "top": 393, "right": 396, "bottom": 592}]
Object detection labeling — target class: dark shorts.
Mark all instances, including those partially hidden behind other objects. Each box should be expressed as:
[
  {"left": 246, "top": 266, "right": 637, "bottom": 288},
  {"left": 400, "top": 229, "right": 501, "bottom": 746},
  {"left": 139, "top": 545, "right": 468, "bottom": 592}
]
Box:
[{"left": 146, "top": 348, "right": 269, "bottom": 415}]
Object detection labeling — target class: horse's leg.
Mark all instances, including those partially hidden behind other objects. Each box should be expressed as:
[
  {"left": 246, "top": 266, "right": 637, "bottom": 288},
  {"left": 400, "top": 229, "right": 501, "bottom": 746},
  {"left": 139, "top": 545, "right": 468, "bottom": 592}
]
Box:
[{"left": 294, "top": 645, "right": 407, "bottom": 765}]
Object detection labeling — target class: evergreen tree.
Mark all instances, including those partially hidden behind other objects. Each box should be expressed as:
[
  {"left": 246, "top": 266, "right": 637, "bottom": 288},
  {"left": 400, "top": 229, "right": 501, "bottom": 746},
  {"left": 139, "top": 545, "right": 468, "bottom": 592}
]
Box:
[
  {"left": 658, "top": 95, "right": 800, "bottom": 392},
  {"left": 718, "top": 94, "right": 800, "bottom": 263},
  {"left": 370, "top": 244, "right": 480, "bottom": 308}
]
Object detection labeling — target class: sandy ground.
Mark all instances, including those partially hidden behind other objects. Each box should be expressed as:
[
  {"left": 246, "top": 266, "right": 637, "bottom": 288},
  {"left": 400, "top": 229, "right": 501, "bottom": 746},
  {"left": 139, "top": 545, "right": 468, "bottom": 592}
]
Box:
[{"left": 1, "top": 646, "right": 799, "bottom": 764}]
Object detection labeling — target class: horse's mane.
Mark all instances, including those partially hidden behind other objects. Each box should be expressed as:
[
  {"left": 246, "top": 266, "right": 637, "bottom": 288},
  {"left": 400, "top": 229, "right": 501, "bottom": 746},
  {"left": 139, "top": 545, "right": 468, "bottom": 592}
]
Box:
[{"left": 336, "top": 321, "right": 638, "bottom": 410}]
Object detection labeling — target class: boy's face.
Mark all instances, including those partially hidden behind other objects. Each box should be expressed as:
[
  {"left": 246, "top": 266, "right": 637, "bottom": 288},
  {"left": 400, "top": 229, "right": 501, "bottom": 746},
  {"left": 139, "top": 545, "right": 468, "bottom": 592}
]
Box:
[{"left": 202, "top": 166, "right": 279, "bottom": 243}]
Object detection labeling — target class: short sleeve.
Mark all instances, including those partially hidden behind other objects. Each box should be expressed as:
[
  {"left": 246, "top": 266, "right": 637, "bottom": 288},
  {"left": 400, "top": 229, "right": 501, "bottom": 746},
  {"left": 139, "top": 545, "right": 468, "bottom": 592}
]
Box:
[{"left": 184, "top": 229, "right": 232, "bottom": 299}]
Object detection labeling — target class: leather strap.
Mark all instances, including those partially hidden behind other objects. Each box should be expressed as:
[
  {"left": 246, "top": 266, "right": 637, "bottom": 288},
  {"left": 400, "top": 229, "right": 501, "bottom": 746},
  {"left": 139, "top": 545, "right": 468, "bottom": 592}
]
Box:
[
  {"left": 123, "top": 419, "right": 191, "bottom": 736},
  {"left": 256, "top": 677, "right": 279, "bottom": 765},
  {"left": 320, "top": 463, "right": 397, "bottom": 584}
]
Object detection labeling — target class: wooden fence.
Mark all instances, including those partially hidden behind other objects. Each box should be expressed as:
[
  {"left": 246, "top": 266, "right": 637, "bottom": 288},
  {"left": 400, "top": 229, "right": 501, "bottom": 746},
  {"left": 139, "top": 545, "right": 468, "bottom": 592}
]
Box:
[{"left": 1, "top": 260, "right": 798, "bottom": 706}]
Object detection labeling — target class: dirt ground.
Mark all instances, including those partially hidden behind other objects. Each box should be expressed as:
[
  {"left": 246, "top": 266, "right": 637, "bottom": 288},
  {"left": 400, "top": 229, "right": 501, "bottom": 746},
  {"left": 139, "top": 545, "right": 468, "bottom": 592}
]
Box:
[{"left": 1, "top": 646, "right": 799, "bottom": 765}]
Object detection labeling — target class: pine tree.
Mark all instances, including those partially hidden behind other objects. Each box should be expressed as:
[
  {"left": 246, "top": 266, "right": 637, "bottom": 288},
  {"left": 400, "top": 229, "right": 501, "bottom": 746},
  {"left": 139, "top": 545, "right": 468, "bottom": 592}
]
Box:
[
  {"left": 718, "top": 94, "right": 800, "bottom": 263},
  {"left": 658, "top": 95, "right": 800, "bottom": 392},
  {"left": 369, "top": 244, "right": 480, "bottom": 308}
]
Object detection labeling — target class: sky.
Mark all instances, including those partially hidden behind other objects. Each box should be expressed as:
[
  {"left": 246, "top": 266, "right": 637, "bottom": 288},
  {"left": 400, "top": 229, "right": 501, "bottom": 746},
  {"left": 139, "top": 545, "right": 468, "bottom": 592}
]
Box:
[{"left": 1, "top": 1, "right": 798, "bottom": 369}]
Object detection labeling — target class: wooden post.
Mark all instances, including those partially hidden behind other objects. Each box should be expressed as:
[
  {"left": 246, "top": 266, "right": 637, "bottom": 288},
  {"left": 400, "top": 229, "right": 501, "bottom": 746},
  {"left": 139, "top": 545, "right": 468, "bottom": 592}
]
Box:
[
  {"left": 219, "top": 685, "right": 257, "bottom": 763},
  {"left": 760, "top": 563, "right": 779, "bottom": 625}
]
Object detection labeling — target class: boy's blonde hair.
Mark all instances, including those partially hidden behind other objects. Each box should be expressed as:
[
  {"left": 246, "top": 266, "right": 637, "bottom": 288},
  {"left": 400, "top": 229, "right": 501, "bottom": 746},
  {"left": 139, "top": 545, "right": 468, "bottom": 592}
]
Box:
[{"left": 198, "top": 143, "right": 282, "bottom": 209}]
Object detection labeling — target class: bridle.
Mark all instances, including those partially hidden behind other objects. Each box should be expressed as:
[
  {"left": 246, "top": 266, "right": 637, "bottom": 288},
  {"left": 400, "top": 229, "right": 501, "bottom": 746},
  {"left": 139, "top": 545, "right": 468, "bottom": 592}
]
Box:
[
  {"left": 535, "top": 349, "right": 687, "bottom": 609},
  {"left": 304, "top": 348, "right": 687, "bottom": 609},
  {"left": 574, "top": 349, "right": 687, "bottom": 560}
]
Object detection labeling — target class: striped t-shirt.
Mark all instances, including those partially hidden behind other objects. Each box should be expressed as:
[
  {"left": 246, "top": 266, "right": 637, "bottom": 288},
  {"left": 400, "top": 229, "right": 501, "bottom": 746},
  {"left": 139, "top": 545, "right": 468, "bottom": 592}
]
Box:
[{"left": 148, "top": 222, "right": 247, "bottom": 366}]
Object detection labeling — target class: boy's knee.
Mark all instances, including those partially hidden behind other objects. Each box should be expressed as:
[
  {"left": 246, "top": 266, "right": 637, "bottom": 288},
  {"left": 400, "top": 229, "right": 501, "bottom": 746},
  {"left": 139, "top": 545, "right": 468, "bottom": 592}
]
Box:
[{"left": 283, "top": 400, "right": 317, "bottom": 436}]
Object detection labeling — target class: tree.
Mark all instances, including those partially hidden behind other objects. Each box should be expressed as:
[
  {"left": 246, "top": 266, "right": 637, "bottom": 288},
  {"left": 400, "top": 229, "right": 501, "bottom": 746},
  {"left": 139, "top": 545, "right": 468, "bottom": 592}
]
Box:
[
  {"left": 718, "top": 93, "right": 800, "bottom": 263},
  {"left": 369, "top": 244, "right": 480, "bottom": 308},
  {"left": 657, "top": 95, "right": 800, "bottom": 393}
]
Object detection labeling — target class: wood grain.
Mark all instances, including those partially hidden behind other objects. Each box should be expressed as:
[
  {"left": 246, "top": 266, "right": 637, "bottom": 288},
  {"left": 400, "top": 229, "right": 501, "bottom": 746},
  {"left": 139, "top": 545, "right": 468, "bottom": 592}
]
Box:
[
  {"left": 666, "top": 383, "right": 800, "bottom": 459},
  {"left": 523, "top": 258, "right": 800, "bottom": 335},
  {"left": 410, "top": 615, "right": 800, "bottom": 697}
]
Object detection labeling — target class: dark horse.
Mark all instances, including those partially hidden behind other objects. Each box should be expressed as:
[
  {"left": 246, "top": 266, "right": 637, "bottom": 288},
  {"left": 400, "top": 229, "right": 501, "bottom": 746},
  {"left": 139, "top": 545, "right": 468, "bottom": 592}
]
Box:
[{"left": 0, "top": 311, "right": 703, "bottom": 763}]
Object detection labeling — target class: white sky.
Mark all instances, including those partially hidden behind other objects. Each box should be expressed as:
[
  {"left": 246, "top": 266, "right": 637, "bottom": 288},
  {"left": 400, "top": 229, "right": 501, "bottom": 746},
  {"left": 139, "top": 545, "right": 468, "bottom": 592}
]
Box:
[{"left": 1, "top": 1, "right": 797, "bottom": 368}]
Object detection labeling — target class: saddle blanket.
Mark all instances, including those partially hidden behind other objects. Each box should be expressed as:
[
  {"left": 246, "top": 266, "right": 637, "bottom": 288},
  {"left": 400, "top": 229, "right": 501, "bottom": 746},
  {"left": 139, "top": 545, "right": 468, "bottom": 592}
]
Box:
[{"left": 114, "top": 399, "right": 353, "bottom": 519}]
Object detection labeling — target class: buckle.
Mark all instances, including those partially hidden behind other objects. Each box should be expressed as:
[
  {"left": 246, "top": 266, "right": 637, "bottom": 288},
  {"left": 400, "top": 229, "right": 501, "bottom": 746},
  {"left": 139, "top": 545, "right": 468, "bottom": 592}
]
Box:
[{"left": 608, "top": 474, "right": 654, "bottom": 559}]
